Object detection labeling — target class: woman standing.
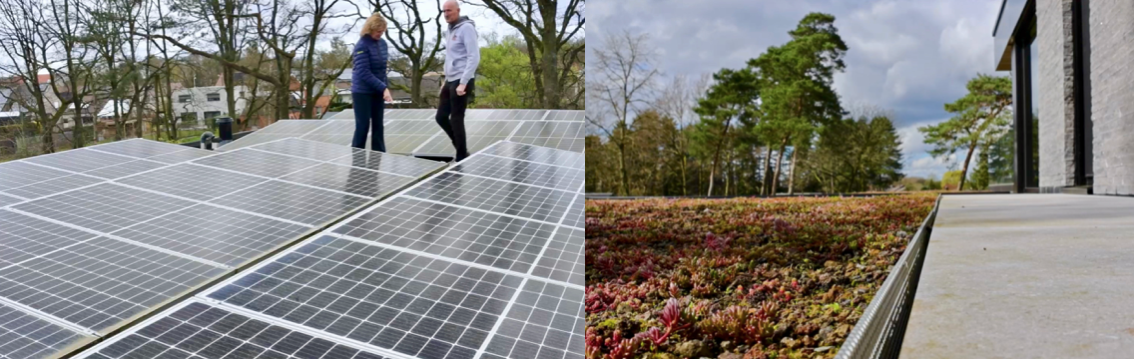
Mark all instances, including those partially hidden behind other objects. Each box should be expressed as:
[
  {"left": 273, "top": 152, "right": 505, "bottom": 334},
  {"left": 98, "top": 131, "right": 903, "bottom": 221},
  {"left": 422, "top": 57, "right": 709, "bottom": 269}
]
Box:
[{"left": 351, "top": 14, "right": 393, "bottom": 151}]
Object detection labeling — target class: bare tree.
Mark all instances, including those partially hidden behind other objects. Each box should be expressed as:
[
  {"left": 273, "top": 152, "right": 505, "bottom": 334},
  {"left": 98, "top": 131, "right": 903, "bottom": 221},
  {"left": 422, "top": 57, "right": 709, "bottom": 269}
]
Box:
[
  {"left": 296, "top": 0, "right": 353, "bottom": 119},
  {"left": 0, "top": 0, "right": 78, "bottom": 153},
  {"left": 652, "top": 74, "right": 711, "bottom": 196},
  {"left": 365, "top": 0, "right": 444, "bottom": 108},
  {"left": 46, "top": 0, "right": 98, "bottom": 148},
  {"left": 464, "top": 0, "right": 584, "bottom": 109},
  {"left": 587, "top": 30, "right": 659, "bottom": 196}
]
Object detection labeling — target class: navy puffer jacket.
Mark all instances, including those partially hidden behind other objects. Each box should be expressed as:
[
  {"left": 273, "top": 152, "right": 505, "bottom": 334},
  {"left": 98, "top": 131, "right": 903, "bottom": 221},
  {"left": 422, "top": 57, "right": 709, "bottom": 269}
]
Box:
[{"left": 351, "top": 35, "right": 388, "bottom": 94}]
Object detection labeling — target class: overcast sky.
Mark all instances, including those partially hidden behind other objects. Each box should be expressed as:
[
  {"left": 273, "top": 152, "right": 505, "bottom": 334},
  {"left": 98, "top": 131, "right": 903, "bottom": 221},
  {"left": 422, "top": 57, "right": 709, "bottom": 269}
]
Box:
[{"left": 588, "top": 0, "right": 1006, "bottom": 179}]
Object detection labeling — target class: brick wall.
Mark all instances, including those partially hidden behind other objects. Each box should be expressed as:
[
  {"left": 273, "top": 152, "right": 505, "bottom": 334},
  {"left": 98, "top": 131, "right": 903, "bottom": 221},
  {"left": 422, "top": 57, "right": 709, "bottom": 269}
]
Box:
[
  {"left": 1036, "top": 0, "right": 1076, "bottom": 188},
  {"left": 1088, "top": 0, "right": 1134, "bottom": 194}
]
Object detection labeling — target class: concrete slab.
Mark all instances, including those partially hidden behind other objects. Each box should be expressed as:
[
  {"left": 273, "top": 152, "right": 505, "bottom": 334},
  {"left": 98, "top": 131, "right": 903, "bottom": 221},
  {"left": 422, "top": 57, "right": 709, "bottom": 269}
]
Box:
[{"left": 901, "top": 194, "right": 1134, "bottom": 358}]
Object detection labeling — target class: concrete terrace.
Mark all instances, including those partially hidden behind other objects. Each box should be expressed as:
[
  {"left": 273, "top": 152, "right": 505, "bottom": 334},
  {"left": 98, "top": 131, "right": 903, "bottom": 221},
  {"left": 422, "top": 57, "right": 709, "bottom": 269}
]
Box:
[{"left": 901, "top": 194, "right": 1134, "bottom": 358}]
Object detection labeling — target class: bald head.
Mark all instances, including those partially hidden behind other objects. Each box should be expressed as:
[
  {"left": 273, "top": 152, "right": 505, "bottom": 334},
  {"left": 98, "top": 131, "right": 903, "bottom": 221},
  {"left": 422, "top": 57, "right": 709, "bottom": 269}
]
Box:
[{"left": 443, "top": 0, "right": 461, "bottom": 24}]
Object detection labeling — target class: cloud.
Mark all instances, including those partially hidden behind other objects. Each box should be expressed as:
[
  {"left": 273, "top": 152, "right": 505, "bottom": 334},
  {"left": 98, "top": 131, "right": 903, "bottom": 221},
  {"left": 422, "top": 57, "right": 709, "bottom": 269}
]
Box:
[{"left": 589, "top": 0, "right": 1002, "bottom": 179}]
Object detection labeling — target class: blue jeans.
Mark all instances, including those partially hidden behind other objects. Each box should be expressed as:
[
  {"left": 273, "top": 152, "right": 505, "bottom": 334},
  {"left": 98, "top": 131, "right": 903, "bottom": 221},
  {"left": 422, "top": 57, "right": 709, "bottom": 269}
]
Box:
[{"left": 351, "top": 93, "right": 385, "bottom": 152}]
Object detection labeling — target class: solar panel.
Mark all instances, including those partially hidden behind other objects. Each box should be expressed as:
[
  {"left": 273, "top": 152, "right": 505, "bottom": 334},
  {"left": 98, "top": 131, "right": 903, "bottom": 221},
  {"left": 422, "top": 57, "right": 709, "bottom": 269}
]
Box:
[
  {"left": 384, "top": 109, "right": 436, "bottom": 121},
  {"left": 329, "top": 149, "right": 446, "bottom": 178},
  {"left": 529, "top": 228, "right": 583, "bottom": 287},
  {"left": 0, "top": 161, "right": 71, "bottom": 191},
  {"left": 12, "top": 183, "right": 197, "bottom": 233},
  {"left": 253, "top": 120, "right": 330, "bottom": 135},
  {"left": 0, "top": 194, "right": 19, "bottom": 207},
  {"left": 509, "top": 122, "right": 584, "bottom": 153},
  {"left": 89, "top": 140, "right": 193, "bottom": 159},
  {"left": 80, "top": 301, "right": 388, "bottom": 359},
  {"left": 0, "top": 210, "right": 98, "bottom": 268},
  {"left": 213, "top": 181, "right": 372, "bottom": 225},
  {"left": 545, "top": 111, "right": 584, "bottom": 122},
  {"left": 0, "top": 302, "right": 90, "bottom": 359},
  {"left": 480, "top": 280, "right": 584, "bottom": 359},
  {"left": 23, "top": 149, "right": 135, "bottom": 173},
  {"left": 562, "top": 195, "right": 584, "bottom": 229},
  {"left": 3, "top": 174, "right": 103, "bottom": 200},
  {"left": 206, "top": 235, "right": 524, "bottom": 359},
  {"left": 333, "top": 197, "right": 555, "bottom": 274},
  {"left": 0, "top": 236, "right": 225, "bottom": 332},
  {"left": 404, "top": 173, "right": 575, "bottom": 224},
  {"left": 415, "top": 122, "right": 519, "bottom": 157},
  {"left": 84, "top": 160, "right": 167, "bottom": 180},
  {"left": 65, "top": 140, "right": 583, "bottom": 359},
  {"left": 116, "top": 163, "right": 267, "bottom": 200},
  {"left": 480, "top": 142, "right": 584, "bottom": 169},
  {"left": 146, "top": 149, "right": 214, "bottom": 164},
  {"left": 280, "top": 164, "right": 417, "bottom": 199},
  {"left": 450, "top": 155, "right": 583, "bottom": 192},
  {"left": 251, "top": 138, "right": 356, "bottom": 162},
  {"left": 193, "top": 149, "right": 323, "bottom": 179},
  {"left": 302, "top": 120, "right": 356, "bottom": 136},
  {"left": 111, "top": 205, "right": 313, "bottom": 268}
]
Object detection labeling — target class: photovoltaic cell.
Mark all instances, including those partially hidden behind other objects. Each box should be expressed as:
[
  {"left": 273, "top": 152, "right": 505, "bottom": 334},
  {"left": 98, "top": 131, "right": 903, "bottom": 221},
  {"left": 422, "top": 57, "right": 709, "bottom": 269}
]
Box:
[
  {"left": 545, "top": 111, "right": 584, "bottom": 122},
  {"left": 84, "top": 160, "right": 166, "bottom": 180},
  {"left": 13, "top": 183, "right": 196, "bottom": 233},
  {"left": 220, "top": 132, "right": 298, "bottom": 151},
  {"left": 23, "top": 149, "right": 135, "bottom": 173},
  {"left": 251, "top": 138, "right": 356, "bottom": 162},
  {"left": 3, "top": 174, "right": 103, "bottom": 200},
  {"left": 0, "top": 210, "right": 97, "bottom": 268},
  {"left": 333, "top": 197, "right": 554, "bottom": 274},
  {"left": 146, "top": 149, "right": 214, "bottom": 164},
  {"left": 213, "top": 181, "right": 372, "bottom": 225},
  {"left": 112, "top": 205, "right": 313, "bottom": 267},
  {"left": 193, "top": 149, "right": 323, "bottom": 179},
  {"left": 81, "top": 301, "right": 387, "bottom": 359},
  {"left": 328, "top": 150, "right": 446, "bottom": 178},
  {"left": 481, "top": 280, "right": 584, "bottom": 359},
  {"left": 91, "top": 140, "right": 192, "bottom": 159},
  {"left": 450, "top": 155, "right": 583, "bottom": 192},
  {"left": 252, "top": 120, "right": 329, "bottom": 135},
  {"left": 385, "top": 109, "right": 436, "bottom": 120},
  {"left": 0, "top": 302, "right": 88, "bottom": 359},
  {"left": 480, "top": 142, "right": 584, "bottom": 170},
  {"left": 0, "top": 237, "right": 225, "bottom": 332},
  {"left": 0, "top": 162, "right": 71, "bottom": 191},
  {"left": 509, "top": 122, "right": 584, "bottom": 153},
  {"left": 207, "top": 236, "right": 524, "bottom": 359},
  {"left": 405, "top": 173, "right": 575, "bottom": 223},
  {"left": 563, "top": 195, "right": 584, "bottom": 229},
  {"left": 116, "top": 164, "right": 267, "bottom": 200},
  {"left": 280, "top": 164, "right": 417, "bottom": 199},
  {"left": 415, "top": 122, "right": 518, "bottom": 156},
  {"left": 302, "top": 120, "right": 355, "bottom": 136},
  {"left": 530, "top": 228, "right": 583, "bottom": 287},
  {"left": 0, "top": 194, "right": 19, "bottom": 207}
]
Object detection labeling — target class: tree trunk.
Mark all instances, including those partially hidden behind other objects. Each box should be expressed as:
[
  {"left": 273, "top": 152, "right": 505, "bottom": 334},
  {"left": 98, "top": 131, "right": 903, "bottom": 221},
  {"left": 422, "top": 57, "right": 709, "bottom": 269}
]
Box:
[
  {"left": 761, "top": 146, "right": 774, "bottom": 196},
  {"left": 771, "top": 138, "right": 788, "bottom": 196},
  {"left": 959, "top": 141, "right": 977, "bottom": 191},
  {"left": 539, "top": 5, "right": 560, "bottom": 109},
  {"left": 788, "top": 147, "right": 799, "bottom": 195}
]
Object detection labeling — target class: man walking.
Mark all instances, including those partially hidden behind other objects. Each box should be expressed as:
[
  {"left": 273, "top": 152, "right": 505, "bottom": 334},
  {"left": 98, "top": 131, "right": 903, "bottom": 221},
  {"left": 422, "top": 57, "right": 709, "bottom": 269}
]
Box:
[{"left": 436, "top": 0, "right": 479, "bottom": 162}]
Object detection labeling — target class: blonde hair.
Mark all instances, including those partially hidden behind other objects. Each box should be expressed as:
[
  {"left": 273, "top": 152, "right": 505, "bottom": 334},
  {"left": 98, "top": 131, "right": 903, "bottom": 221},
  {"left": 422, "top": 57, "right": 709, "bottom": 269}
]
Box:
[{"left": 360, "top": 13, "right": 388, "bottom": 37}]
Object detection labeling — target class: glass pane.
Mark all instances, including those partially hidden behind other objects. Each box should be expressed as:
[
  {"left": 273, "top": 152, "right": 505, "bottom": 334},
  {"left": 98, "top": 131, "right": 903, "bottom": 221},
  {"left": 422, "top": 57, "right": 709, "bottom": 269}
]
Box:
[{"left": 1028, "top": 20, "right": 1040, "bottom": 187}]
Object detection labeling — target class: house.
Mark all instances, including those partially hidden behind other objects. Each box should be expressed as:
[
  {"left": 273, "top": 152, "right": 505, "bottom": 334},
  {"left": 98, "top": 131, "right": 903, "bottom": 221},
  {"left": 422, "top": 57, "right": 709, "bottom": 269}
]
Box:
[
  {"left": 171, "top": 86, "right": 250, "bottom": 129},
  {"left": 992, "top": 0, "right": 1129, "bottom": 195}
]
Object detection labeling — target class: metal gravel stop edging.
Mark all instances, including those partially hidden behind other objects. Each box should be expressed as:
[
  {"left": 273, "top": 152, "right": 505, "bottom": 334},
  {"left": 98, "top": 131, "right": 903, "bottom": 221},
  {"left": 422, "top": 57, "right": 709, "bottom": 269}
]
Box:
[{"left": 834, "top": 194, "right": 942, "bottom": 359}]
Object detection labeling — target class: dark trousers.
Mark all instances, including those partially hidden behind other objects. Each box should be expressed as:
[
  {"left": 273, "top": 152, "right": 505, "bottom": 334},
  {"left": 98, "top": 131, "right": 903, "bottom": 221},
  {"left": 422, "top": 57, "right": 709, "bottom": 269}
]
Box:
[
  {"left": 351, "top": 93, "right": 386, "bottom": 152},
  {"left": 436, "top": 79, "right": 475, "bottom": 161}
]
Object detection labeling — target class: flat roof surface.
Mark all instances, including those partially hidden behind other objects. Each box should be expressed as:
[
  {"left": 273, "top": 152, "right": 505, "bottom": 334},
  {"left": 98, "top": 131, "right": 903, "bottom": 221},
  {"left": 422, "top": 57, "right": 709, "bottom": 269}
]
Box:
[{"left": 902, "top": 194, "right": 1134, "bottom": 358}]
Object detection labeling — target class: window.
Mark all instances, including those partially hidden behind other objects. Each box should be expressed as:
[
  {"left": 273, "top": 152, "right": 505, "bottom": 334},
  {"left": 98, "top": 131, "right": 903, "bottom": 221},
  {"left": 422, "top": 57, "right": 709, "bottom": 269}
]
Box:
[
  {"left": 178, "top": 95, "right": 191, "bottom": 103},
  {"left": 206, "top": 93, "right": 220, "bottom": 102},
  {"left": 203, "top": 111, "right": 221, "bottom": 119}
]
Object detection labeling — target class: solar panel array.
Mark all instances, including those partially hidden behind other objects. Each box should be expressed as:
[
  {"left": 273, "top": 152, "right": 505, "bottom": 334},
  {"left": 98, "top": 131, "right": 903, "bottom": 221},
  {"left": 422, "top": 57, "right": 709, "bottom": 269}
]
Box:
[
  {"left": 0, "top": 138, "right": 445, "bottom": 358},
  {"left": 221, "top": 110, "right": 585, "bottom": 155},
  {"left": 78, "top": 141, "right": 585, "bottom": 359}
]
